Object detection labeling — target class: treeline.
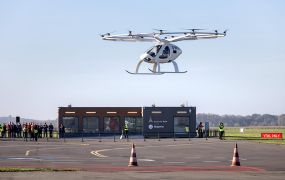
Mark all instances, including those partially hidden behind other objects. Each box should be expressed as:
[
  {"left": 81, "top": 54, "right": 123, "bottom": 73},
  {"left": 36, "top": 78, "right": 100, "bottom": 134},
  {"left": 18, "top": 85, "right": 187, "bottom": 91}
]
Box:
[{"left": 197, "top": 114, "right": 285, "bottom": 127}]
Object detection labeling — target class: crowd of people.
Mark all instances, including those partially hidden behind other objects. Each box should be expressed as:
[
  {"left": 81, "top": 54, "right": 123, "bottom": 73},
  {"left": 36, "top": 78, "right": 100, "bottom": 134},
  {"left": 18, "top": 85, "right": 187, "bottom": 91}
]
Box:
[
  {"left": 0, "top": 122, "right": 55, "bottom": 141},
  {"left": 197, "top": 122, "right": 225, "bottom": 140}
]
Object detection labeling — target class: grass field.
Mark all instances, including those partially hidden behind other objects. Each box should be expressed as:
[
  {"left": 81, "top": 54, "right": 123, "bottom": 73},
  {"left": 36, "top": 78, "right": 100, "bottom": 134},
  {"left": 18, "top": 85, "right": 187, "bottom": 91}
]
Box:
[{"left": 224, "top": 127, "right": 285, "bottom": 145}]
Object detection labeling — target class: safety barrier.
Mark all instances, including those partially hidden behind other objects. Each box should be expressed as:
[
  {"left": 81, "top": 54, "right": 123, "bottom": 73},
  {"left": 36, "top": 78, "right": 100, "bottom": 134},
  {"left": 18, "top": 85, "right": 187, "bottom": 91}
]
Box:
[{"left": 0, "top": 130, "right": 220, "bottom": 142}]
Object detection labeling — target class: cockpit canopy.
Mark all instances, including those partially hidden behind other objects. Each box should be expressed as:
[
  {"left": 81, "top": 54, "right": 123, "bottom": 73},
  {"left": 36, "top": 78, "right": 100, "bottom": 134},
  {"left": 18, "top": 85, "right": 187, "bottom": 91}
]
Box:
[
  {"left": 142, "top": 44, "right": 182, "bottom": 63},
  {"left": 147, "top": 45, "right": 162, "bottom": 57},
  {"left": 147, "top": 44, "right": 181, "bottom": 57}
]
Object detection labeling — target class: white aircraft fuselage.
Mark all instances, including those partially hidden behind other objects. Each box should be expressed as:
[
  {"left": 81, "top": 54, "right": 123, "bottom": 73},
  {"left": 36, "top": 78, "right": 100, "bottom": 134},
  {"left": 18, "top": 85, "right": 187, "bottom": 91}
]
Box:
[{"left": 140, "top": 43, "right": 182, "bottom": 64}]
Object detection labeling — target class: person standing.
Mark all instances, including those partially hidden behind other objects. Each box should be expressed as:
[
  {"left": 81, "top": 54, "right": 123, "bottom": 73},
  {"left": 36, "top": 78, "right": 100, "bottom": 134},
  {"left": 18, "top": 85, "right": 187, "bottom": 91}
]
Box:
[
  {"left": 2, "top": 124, "right": 7, "bottom": 138},
  {"left": 34, "top": 125, "right": 38, "bottom": 142},
  {"left": 17, "top": 123, "right": 22, "bottom": 138},
  {"left": 12, "top": 123, "right": 16, "bottom": 138},
  {"left": 197, "top": 122, "right": 204, "bottom": 138},
  {"left": 0, "top": 124, "right": 2, "bottom": 138},
  {"left": 23, "top": 124, "right": 28, "bottom": 141},
  {"left": 219, "top": 122, "right": 225, "bottom": 140},
  {"left": 7, "top": 123, "right": 11, "bottom": 138},
  {"left": 0, "top": 124, "right": 3, "bottom": 138},
  {"left": 59, "top": 123, "right": 65, "bottom": 138},
  {"left": 30, "top": 123, "right": 34, "bottom": 141},
  {"left": 124, "top": 123, "right": 129, "bottom": 140},
  {"left": 43, "top": 123, "right": 48, "bottom": 138},
  {"left": 48, "top": 123, "right": 54, "bottom": 138},
  {"left": 28, "top": 123, "right": 32, "bottom": 139},
  {"left": 38, "top": 125, "right": 43, "bottom": 138}
]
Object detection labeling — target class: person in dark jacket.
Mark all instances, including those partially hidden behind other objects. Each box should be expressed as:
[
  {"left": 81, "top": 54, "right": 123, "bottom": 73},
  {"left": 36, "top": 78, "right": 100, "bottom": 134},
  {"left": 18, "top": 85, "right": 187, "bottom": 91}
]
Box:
[
  {"left": 43, "top": 123, "right": 48, "bottom": 138},
  {"left": 34, "top": 125, "right": 39, "bottom": 142},
  {"left": 197, "top": 122, "right": 204, "bottom": 138},
  {"left": 48, "top": 123, "right": 54, "bottom": 138},
  {"left": 59, "top": 123, "right": 65, "bottom": 138}
]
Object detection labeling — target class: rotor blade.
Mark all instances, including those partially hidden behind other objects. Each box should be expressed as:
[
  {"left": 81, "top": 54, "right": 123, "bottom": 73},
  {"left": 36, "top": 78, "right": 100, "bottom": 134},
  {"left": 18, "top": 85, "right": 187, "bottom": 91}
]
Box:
[
  {"left": 184, "top": 28, "right": 205, "bottom": 31},
  {"left": 100, "top": 31, "right": 116, "bottom": 37},
  {"left": 183, "top": 28, "right": 205, "bottom": 35},
  {"left": 153, "top": 29, "right": 167, "bottom": 34},
  {"left": 99, "top": 33, "right": 110, "bottom": 37},
  {"left": 153, "top": 28, "right": 167, "bottom": 31}
]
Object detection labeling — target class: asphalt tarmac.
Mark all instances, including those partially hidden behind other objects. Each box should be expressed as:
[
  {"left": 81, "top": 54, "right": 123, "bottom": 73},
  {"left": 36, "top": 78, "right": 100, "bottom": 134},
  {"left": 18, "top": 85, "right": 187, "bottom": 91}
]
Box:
[{"left": 0, "top": 137, "right": 285, "bottom": 179}]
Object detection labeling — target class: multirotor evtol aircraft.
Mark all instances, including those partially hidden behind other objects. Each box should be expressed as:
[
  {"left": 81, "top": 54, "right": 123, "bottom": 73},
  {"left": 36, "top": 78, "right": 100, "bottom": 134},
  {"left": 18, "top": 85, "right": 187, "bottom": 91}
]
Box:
[{"left": 101, "top": 29, "right": 227, "bottom": 75}]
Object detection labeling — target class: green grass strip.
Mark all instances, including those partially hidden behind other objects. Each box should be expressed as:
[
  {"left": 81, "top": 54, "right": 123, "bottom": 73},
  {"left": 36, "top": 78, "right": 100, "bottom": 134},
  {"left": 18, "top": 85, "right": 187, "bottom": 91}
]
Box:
[
  {"left": 222, "top": 127, "right": 285, "bottom": 145},
  {"left": 225, "top": 136, "right": 285, "bottom": 145}
]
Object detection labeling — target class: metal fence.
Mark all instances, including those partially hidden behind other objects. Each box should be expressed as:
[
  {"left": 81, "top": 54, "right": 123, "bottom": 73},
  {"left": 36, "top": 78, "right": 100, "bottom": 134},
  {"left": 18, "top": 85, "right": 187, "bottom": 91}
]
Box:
[{"left": 0, "top": 129, "right": 220, "bottom": 142}]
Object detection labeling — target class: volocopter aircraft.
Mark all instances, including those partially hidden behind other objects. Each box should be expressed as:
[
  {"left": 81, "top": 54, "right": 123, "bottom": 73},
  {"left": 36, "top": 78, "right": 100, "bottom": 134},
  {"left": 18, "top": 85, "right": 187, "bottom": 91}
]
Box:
[{"left": 101, "top": 29, "right": 227, "bottom": 75}]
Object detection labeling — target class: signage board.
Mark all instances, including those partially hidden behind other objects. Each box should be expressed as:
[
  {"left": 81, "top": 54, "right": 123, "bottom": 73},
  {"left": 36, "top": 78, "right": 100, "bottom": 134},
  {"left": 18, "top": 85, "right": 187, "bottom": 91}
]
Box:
[
  {"left": 261, "top": 133, "right": 283, "bottom": 139},
  {"left": 143, "top": 107, "right": 196, "bottom": 138}
]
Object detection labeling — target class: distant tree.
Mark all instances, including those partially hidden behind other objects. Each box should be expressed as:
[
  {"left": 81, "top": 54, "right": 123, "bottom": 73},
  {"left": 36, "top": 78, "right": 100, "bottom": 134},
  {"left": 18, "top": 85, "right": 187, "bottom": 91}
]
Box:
[{"left": 197, "top": 113, "right": 281, "bottom": 127}]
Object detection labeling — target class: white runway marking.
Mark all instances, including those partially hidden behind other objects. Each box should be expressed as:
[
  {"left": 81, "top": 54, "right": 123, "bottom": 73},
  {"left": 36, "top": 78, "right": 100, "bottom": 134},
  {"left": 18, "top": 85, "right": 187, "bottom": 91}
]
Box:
[
  {"left": 138, "top": 159, "right": 155, "bottom": 162},
  {"left": 203, "top": 160, "right": 221, "bottom": 163},
  {"left": 25, "top": 147, "right": 64, "bottom": 156},
  {"left": 25, "top": 150, "right": 30, "bottom": 156},
  {"left": 89, "top": 143, "right": 210, "bottom": 158},
  {"left": 90, "top": 146, "right": 136, "bottom": 158},
  {"left": 25, "top": 144, "right": 88, "bottom": 156},
  {"left": 164, "top": 162, "right": 185, "bottom": 164},
  {"left": 165, "top": 145, "right": 179, "bottom": 147},
  {"left": 90, "top": 150, "right": 108, "bottom": 158},
  {"left": 8, "top": 157, "right": 41, "bottom": 161},
  {"left": 186, "top": 156, "right": 201, "bottom": 159}
]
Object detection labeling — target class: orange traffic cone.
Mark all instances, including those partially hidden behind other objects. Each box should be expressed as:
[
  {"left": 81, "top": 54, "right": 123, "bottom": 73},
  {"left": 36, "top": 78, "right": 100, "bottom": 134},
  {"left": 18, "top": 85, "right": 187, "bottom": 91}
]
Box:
[
  {"left": 231, "top": 143, "right": 241, "bottom": 166},
  {"left": 128, "top": 143, "right": 138, "bottom": 167}
]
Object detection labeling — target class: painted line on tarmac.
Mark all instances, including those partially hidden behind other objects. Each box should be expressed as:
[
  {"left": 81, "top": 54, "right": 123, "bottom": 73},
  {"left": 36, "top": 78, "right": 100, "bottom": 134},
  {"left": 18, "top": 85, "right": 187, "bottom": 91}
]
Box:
[
  {"left": 7, "top": 157, "right": 42, "bottom": 161},
  {"left": 90, "top": 147, "right": 132, "bottom": 158},
  {"left": 186, "top": 156, "right": 201, "bottom": 159},
  {"left": 90, "top": 142, "right": 214, "bottom": 158},
  {"left": 165, "top": 144, "right": 180, "bottom": 147},
  {"left": 90, "top": 150, "right": 108, "bottom": 158},
  {"left": 25, "top": 147, "right": 71, "bottom": 156},
  {"left": 164, "top": 161, "right": 185, "bottom": 164},
  {"left": 64, "top": 143, "right": 90, "bottom": 146},
  {"left": 138, "top": 159, "right": 155, "bottom": 162},
  {"left": 203, "top": 160, "right": 221, "bottom": 163},
  {"left": 25, "top": 150, "right": 31, "bottom": 156},
  {"left": 25, "top": 143, "right": 89, "bottom": 156},
  {"left": 25, "top": 147, "right": 66, "bottom": 156}
]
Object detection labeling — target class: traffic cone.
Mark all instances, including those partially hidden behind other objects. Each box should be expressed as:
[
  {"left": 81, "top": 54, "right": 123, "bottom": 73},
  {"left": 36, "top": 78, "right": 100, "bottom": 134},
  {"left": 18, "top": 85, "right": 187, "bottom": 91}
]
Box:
[
  {"left": 231, "top": 143, "right": 241, "bottom": 166},
  {"left": 128, "top": 143, "right": 138, "bottom": 167}
]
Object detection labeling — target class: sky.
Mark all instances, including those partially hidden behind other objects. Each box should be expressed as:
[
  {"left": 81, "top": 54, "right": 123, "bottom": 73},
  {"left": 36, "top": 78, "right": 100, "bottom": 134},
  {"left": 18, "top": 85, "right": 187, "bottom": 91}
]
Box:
[{"left": 0, "top": 0, "right": 284, "bottom": 120}]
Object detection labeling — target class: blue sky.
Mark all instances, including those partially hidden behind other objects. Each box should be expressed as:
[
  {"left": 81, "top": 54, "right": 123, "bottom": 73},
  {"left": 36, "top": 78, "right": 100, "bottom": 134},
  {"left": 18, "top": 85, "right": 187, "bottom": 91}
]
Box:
[{"left": 0, "top": 0, "right": 284, "bottom": 120}]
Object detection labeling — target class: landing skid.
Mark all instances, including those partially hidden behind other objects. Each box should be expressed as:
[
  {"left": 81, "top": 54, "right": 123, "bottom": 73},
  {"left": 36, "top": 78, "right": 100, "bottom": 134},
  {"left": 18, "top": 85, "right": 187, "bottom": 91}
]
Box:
[
  {"left": 148, "top": 69, "right": 187, "bottom": 74},
  {"left": 125, "top": 70, "right": 164, "bottom": 75}
]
